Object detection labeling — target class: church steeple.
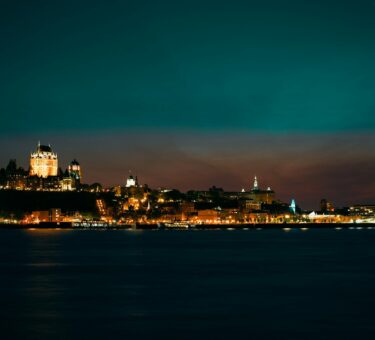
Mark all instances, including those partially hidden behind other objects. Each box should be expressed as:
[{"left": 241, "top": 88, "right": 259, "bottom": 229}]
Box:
[{"left": 253, "top": 175, "right": 259, "bottom": 190}]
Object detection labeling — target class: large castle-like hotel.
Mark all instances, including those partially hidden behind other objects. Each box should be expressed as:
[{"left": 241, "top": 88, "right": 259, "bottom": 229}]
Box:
[{"left": 29, "top": 143, "right": 58, "bottom": 178}]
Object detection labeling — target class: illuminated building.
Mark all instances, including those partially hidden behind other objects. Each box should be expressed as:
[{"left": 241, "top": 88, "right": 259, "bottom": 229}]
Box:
[
  {"left": 30, "top": 209, "right": 61, "bottom": 223},
  {"left": 123, "top": 197, "right": 141, "bottom": 211},
  {"left": 243, "top": 200, "right": 262, "bottom": 212},
  {"left": 197, "top": 209, "right": 220, "bottom": 222},
  {"left": 50, "top": 208, "right": 62, "bottom": 222},
  {"left": 113, "top": 185, "right": 122, "bottom": 197},
  {"left": 249, "top": 176, "right": 275, "bottom": 204},
  {"left": 126, "top": 172, "right": 138, "bottom": 188},
  {"left": 61, "top": 177, "right": 74, "bottom": 191},
  {"left": 349, "top": 205, "right": 375, "bottom": 217},
  {"left": 31, "top": 211, "right": 50, "bottom": 223},
  {"left": 61, "top": 159, "right": 82, "bottom": 191},
  {"left": 290, "top": 199, "right": 296, "bottom": 214},
  {"left": 68, "top": 159, "right": 82, "bottom": 181},
  {"left": 29, "top": 142, "right": 58, "bottom": 178}
]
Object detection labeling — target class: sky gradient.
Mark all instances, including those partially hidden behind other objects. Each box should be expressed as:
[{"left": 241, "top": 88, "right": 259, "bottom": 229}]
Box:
[{"left": 1, "top": 0, "right": 375, "bottom": 209}]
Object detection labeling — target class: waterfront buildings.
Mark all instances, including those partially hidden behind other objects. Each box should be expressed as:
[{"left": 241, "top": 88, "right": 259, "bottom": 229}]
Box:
[
  {"left": 1, "top": 142, "right": 375, "bottom": 225},
  {"left": 349, "top": 205, "right": 375, "bottom": 217}
]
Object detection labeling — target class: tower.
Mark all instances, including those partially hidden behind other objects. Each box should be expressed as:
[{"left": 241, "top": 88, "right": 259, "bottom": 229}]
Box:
[
  {"left": 290, "top": 199, "right": 296, "bottom": 214},
  {"left": 29, "top": 143, "right": 58, "bottom": 178},
  {"left": 253, "top": 176, "right": 259, "bottom": 191},
  {"left": 68, "top": 159, "right": 82, "bottom": 181}
]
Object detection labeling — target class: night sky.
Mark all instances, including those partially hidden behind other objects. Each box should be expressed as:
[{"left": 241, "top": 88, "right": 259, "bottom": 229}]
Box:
[{"left": 1, "top": 0, "right": 375, "bottom": 209}]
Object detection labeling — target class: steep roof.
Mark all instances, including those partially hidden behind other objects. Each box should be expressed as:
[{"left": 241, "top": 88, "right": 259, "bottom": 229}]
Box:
[{"left": 37, "top": 144, "right": 53, "bottom": 153}]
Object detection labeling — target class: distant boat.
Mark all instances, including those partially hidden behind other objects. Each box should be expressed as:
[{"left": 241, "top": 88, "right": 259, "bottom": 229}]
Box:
[{"left": 165, "top": 222, "right": 190, "bottom": 229}]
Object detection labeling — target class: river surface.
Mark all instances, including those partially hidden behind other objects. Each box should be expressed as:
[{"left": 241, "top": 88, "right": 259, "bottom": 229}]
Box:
[{"left": 1, "top": 229, "right": 375, "bottom": 339}]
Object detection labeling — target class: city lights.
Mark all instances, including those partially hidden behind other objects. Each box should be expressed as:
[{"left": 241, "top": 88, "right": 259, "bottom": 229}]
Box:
[{"left": 0, "top": 142, "right": 374, "bottom": 228}]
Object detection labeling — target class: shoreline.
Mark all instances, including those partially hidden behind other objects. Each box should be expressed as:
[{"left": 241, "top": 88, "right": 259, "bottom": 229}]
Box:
[{"left": 1, "top": 222, "right": 375, "bottom": 230}]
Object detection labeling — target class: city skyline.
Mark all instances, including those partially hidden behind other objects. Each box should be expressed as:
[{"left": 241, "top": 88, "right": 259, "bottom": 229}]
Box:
[{"left": 1, "top": 136, "right": 374, "bottom": 210}]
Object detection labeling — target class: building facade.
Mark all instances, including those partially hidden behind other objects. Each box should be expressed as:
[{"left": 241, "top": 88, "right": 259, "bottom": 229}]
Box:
[
  {"left": 29, "top": 143, "right": 58, "bottom": 178},
  {"left": 126, "top": 172, "right": 138, "bottom": 188}
]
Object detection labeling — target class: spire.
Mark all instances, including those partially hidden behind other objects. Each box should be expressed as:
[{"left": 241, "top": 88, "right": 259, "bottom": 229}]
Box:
[
  {"left": 253, "top": 175, "right": 259, "bottom": 190},
  {"left": 290, "top": 199, "right": 296, "bottom": 214}
]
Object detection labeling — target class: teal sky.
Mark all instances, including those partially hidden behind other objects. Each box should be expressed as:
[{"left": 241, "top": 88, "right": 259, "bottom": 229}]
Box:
[{"left": 1, "top": 0, "right": 375, "bottom": 133}]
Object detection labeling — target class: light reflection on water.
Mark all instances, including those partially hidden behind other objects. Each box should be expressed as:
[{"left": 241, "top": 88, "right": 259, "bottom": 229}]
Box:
[{"left": 0, "top": 229, "right": 375, "bottom": 339}]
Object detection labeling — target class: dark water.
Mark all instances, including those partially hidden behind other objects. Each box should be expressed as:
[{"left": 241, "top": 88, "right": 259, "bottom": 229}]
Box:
[{"left": 1, "top": 229, "right": 375, "bottom": 340}]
